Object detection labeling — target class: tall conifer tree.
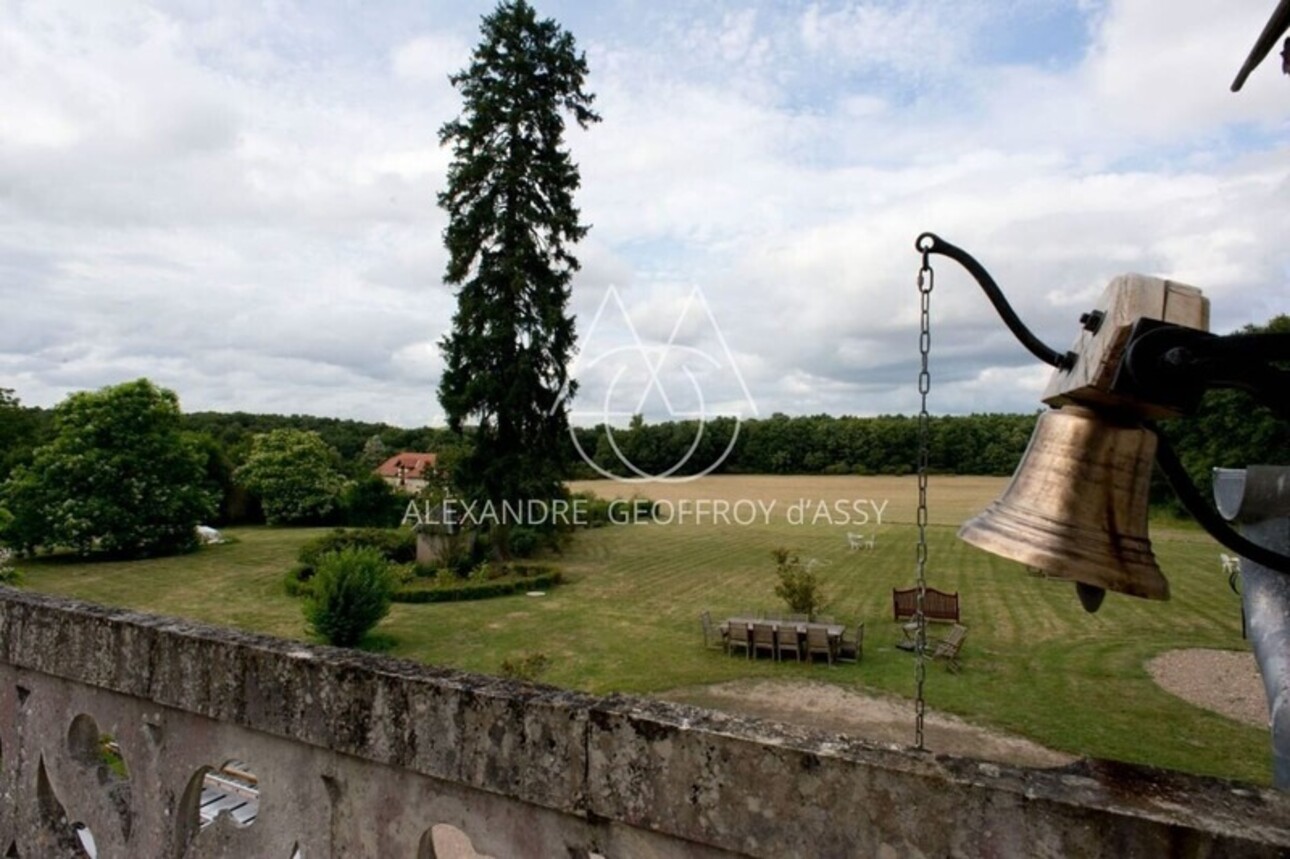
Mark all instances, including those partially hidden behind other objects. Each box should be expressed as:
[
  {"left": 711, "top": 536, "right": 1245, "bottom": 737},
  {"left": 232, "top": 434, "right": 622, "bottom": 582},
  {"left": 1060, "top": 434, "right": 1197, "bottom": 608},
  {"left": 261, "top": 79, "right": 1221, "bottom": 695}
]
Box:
[{"left": 438, "top": 0, "right": 599, "bottom": 520}]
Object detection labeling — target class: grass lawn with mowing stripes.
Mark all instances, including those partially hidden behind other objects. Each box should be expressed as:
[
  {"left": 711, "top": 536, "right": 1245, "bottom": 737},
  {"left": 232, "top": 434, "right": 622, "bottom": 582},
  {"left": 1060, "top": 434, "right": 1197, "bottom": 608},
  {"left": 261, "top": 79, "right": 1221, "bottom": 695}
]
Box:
[{"left": 15, "top": 475, "right": 1266, "bottom": 783}]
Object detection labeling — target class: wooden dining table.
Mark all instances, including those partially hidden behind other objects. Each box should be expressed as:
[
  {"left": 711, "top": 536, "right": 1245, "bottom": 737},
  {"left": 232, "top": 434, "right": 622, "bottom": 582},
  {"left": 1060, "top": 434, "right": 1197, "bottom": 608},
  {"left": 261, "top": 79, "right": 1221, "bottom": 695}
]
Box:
[{"left": 720, "top": 617, "right": 845, "bottom": 644}]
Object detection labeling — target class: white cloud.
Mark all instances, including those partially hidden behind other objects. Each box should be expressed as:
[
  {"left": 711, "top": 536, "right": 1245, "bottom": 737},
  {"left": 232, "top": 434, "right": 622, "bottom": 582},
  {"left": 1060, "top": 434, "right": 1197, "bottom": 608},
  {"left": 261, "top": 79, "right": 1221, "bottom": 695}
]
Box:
[
  {"left": 799, "top": 1, "right": 975, "bottom": 75},
  {"left": 391, "top": 33, "right": 471, "bottom": 85},
  {"left": 1082, "top": 0, "right": 1287, "bottom": 134},
  {"left": 0, "top": 0, "right": 1286, "bottom": 428}
]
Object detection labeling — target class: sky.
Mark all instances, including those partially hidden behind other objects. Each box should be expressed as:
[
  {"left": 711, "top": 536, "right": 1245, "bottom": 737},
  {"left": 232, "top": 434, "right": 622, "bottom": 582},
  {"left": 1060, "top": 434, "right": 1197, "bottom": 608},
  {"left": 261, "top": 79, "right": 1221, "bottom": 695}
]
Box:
[{"left": 1, "top": 0, "right": 1287, "bottom": 428}]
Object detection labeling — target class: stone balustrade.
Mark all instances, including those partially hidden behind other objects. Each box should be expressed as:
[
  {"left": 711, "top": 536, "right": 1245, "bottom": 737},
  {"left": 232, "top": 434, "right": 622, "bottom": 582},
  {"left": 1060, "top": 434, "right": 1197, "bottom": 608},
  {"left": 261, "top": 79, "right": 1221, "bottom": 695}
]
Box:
[{"left": 2, "top": 586, "right": 1289, "bottom": 857}]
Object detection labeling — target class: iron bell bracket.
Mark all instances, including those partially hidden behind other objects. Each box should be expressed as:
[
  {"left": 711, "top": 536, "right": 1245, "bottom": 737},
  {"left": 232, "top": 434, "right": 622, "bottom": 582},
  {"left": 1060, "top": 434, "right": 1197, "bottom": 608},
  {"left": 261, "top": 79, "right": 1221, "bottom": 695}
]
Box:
[{"left": 915, "top": 232, "right": 1290, "bottom": 575}]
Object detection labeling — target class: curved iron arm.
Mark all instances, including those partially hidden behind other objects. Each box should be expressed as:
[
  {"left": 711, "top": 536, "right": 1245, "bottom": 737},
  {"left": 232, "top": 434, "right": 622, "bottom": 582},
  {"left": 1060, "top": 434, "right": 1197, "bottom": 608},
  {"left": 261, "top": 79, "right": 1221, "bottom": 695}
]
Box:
[
  {"left": 1148, "top": 421, "right": 1290, "bottom": 574},
  {"left": 1232, "top": 0, "right": 1290, "bottom": 91},
  {"left": 915, "top": 232, "right": 1076, "bottom": 370}
]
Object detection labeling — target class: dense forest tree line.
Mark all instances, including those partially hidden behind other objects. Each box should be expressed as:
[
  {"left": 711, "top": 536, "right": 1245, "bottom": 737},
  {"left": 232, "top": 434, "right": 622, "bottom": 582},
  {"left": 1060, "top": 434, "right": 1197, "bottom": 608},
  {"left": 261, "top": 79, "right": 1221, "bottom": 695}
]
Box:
[
  {"left": 561, "top": 317, "right": 1287, "bottom": 485},
  {"left": 4, "top": 390, "right": 1285, "bottom": 524},
  {"left": 566, "top": 412, "right": 1040, "bottom": 478},
  {"left": 182, "top": 411, "right": 460, "bottom": 472},
  {"left": 1, "top": 314, "right": 1284, "bottom": 540},
  {"left": 3, "top": 392, "right": 1047, "bottom": 535}
]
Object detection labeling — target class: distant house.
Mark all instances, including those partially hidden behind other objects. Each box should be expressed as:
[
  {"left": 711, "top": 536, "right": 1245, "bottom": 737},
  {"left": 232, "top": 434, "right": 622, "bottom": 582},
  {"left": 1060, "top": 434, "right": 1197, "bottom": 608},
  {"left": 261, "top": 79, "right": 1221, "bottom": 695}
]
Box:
[{"left": 375, "top": 452, "right": 438, "bottom": 493}]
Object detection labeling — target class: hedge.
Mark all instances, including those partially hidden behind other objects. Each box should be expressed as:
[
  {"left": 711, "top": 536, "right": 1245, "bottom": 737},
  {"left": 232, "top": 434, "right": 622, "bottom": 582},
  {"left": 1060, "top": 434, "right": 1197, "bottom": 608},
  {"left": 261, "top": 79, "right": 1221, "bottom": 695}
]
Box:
[{"left": 391, "top": 571, "right": 562, "bottom": 604}]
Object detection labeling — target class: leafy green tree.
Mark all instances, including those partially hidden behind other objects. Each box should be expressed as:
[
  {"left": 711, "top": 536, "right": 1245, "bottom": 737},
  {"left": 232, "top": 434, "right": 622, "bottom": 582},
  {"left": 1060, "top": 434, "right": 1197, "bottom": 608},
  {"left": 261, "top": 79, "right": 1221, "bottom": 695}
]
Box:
[
  {"left": 771, "top": 547, "right": 828, "bottom": 621},
  {"left": 1157, "top": 313, "right": 1290, "bottom": 510},
  {"left": 304, "top": 546, "right": 395, "bottom": 647},
  {"left": 0, "top": 388, "right": 49, "bottom": 483},
  {"left": 0, "top": 389, "right": 23, "bottom": 473},
  {"left": 234, "top": 429, "right": 346, "bottom": 525},
  {"left": 437, "top": 0, "right": 600, "bottom": 521},
  {"left": 340, "top": 474, "right": 405, "bottom": 527},
  {"left": 0, "top": 379, "right": 215, "bottom": 557},
  {"left": 357, "top": 434, "right": 390, "bottom": 473}
]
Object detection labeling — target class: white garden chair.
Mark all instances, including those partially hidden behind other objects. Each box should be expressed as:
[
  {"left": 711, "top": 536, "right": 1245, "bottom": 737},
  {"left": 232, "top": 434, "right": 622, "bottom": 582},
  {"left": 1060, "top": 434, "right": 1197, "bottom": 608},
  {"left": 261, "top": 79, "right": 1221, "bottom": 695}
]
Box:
[{"left": 847, "top": 532, "right": 874, "bottom": 551}]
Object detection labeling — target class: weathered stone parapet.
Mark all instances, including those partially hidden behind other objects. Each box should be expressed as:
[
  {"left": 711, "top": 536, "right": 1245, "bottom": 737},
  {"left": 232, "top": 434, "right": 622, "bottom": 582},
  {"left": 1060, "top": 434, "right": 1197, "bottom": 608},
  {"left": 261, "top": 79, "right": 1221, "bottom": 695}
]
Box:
[
  {"left": 2, "top": 585, "right": 1289, "bottom": 858},
  {"left": 588, "top": 695, "right": 1290, "bottom": 857}
]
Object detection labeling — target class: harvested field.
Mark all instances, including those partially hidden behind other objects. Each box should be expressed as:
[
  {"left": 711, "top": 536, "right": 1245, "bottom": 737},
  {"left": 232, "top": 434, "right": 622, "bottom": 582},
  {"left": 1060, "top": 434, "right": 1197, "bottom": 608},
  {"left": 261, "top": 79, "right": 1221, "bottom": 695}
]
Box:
[{"left": 569, "top": 474, "right": 1011, "bottom": 527}]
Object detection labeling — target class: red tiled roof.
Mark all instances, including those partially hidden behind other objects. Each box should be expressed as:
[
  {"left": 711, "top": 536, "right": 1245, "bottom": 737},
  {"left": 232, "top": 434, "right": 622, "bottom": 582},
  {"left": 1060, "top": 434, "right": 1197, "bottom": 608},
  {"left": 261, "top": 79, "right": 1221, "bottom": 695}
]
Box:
[{"left": 375, "top": 452, "right": 438, "bottom": 478}]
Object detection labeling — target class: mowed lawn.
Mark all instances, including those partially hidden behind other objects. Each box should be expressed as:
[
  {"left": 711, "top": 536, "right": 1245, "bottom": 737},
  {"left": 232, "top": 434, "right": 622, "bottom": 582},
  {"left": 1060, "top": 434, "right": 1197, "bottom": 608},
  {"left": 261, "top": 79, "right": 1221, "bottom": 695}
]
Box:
[{"left": 15, "top": 475, "right": 1266, "bottom": 783}]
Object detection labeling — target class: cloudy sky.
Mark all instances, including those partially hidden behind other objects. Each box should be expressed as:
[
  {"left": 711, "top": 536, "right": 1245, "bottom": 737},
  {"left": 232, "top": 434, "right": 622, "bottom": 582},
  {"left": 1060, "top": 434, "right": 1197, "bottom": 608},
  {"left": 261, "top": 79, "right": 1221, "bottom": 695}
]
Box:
[{"left": 1, "top": 0, "right": 1287, "bottom": 427}]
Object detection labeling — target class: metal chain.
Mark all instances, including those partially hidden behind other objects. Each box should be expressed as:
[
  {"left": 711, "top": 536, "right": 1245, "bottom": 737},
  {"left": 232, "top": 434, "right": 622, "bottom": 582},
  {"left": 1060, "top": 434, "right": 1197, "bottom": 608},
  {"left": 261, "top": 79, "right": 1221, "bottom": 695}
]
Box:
[{"left": 914, "top": 244, "right": 934, "bottom": 751}]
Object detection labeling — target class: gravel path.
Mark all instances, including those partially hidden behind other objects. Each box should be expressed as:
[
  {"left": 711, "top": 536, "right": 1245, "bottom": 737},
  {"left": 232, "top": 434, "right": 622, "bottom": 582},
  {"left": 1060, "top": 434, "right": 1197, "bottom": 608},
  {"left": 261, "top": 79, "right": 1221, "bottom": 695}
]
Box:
[
  {"left": 661, "top": 679, "right": 1075, "bottom": 768},
  {"left": 658, "top": 648, "right": 1268, "bottom": 772},
  {"left": 1146, "top": 648, "right": 1268, "bottom": 727}
]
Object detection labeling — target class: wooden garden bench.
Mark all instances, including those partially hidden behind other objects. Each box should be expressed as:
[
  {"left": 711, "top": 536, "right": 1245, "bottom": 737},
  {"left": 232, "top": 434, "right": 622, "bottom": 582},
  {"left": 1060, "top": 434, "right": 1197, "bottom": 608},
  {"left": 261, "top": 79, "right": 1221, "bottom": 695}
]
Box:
[{"left": 892, "top": 587, "right": 960, "bottom": 624}]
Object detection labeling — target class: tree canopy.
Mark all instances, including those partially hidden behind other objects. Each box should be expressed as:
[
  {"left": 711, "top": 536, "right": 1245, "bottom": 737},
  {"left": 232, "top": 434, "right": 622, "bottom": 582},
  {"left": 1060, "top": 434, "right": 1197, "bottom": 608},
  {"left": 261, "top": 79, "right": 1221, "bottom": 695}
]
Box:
[
  {"left": 1157, "top": 313, "right": 1290, "bottom": 507},
  {"left": 0, "top": 379, "right": 215, "bottom": 557},
  {"left": 437, "top": 0, "right": 599, "bottom": 516},
  {"left": 0, "top": 388, "right": 50, "bottom": 483},
  {"left": 234, "top": 429, "right": 347, "bottom": 525}
]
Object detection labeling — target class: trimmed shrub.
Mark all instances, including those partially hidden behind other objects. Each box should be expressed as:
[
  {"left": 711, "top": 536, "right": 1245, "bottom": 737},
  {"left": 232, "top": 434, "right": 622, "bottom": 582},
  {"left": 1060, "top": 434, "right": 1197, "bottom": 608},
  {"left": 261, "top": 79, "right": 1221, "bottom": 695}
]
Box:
[
  {"left": 299, "top": 527, "right": 415, "bottom": 567},
  {"left": 304, "top": 546, "right": 395, "bottom": 647},
  {"left": 286, "top": 528, "right": 416, "bottom": 595},
  {"left": 506, "top": 563, "right": 558, "bottom": 578},
  {"left": 282, "top": 563, "right": 314, "bottom": 597},
  {"left": 507, "top": 526, "right": 539, "bottom": 558},
  {"left": 389, "top": 563, "right": 417, "bottom": 586}
]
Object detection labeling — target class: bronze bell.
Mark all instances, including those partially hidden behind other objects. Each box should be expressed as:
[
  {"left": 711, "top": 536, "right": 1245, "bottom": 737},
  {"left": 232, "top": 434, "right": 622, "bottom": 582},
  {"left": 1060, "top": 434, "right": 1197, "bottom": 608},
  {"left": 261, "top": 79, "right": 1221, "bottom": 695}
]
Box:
[{"left": 958, "top": 406, "right": 1169, "bottom": 607}]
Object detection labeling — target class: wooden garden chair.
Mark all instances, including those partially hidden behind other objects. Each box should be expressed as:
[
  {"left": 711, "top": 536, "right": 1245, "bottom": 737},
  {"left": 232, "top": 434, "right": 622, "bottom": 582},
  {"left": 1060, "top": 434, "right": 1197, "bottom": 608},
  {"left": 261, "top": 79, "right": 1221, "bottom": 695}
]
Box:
[
  {"left": 836, "top": 621, "right": 864, "bottom": 664},
  {"left": 775, "top": 624, "right": 801, "bottom": 662},
  {"left": 727, "top": 622, "right": 752, "bottom": 659},
  {"left": 699, "top": 611, "right": 726, "bottom": 651},
  {"left": 805, "top": 624, "right": 833, "bottom": 666},
  {"left": 932, "top": 624, "right": 968, "bottom": 673},
  {"left": 752, "top": 622, "right": 777, "bottom": 660}
]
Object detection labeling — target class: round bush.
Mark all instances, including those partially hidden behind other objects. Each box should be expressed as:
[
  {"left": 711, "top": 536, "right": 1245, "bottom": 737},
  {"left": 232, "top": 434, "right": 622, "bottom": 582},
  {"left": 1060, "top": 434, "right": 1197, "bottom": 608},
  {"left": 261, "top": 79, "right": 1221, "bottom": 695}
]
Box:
[
  {"left": 304, "top": 546, "right": 395, "bottom": 647},
  {"left": 507, "top": 526, "right": 539, "bottom": 558}
]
